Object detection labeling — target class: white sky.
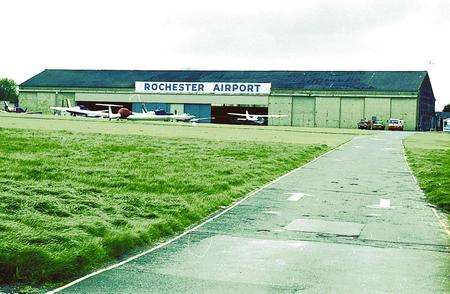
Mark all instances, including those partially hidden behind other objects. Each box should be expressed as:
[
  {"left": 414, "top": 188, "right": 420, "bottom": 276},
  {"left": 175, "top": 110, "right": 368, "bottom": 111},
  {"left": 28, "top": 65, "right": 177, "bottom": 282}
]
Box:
[{"left": 1, "top": 0, "right": 449, "bottom": 110}]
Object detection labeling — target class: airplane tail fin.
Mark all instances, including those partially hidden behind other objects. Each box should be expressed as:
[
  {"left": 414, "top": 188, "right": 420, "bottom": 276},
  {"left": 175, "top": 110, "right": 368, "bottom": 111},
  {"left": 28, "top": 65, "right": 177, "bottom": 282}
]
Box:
[
  {"left": 141, "top": 103, "right": 148, "bottom": 113},
  {"left": 108, "top": 106, "right": 113, "bottom": 120},
  {"left": 245, "top": 110, "right": 250, "bottom": 120},
  {"left": 66, "top": 99, "right": 72, "bottom": 108}
]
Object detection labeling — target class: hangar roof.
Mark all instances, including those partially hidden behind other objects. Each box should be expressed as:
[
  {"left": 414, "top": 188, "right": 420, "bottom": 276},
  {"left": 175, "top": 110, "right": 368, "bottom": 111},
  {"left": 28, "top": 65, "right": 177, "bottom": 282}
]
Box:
[{"left": 20, "top": 69, "right": 428, "bottom": 92}]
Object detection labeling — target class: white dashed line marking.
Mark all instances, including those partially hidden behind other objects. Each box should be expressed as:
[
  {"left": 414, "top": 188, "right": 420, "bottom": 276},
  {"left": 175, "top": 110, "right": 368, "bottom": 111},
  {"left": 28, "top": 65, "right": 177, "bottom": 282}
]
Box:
[
  {"left": 367, "top": 198, "right": 400, "bottom": 209},
  {"left": 264, "top": 210, "right": 279, "bottom": 215},
  {"left": 286, "top": 192, "right": 310, "bottom": 201},
  {"left": 379, "top": 198, "right": 391, "bottom": 208}
]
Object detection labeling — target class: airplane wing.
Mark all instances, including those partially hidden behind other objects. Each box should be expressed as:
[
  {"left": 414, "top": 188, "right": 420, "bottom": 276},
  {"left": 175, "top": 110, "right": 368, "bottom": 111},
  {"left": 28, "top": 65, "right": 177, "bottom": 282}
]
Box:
[
  {"left": 50, "top": 107, "right": 68, "bottom": 112},
  {"left": 227, "top": 113, "right": 247, "bottom": 117},
  {"left": 190, "top": 117, "right": 215, "bottom": 122},
  {"left": 256, "top": 114, "right": 287, "bottom": 118},
  {"left": 96, "top": 104, "right": 123, "bottom": 108}
]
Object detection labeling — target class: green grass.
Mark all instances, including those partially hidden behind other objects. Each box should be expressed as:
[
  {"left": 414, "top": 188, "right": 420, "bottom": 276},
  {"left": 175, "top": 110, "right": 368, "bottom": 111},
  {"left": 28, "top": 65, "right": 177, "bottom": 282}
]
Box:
[
  {"left": 404, "top": 133, "right": 450, "bottom": 212},
  {"left": 0, "top": 112, "right": 366, "bottom": 147},
  {"left": 0, "top": 122, "right": 337, "bottom": 286}
]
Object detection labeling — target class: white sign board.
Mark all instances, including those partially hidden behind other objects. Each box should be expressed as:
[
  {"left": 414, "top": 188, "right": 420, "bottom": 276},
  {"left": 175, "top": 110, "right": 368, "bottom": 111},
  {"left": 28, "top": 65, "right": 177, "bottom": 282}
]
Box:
[{"left": 135, "top": 81, "right": 271, "bottom": 95}]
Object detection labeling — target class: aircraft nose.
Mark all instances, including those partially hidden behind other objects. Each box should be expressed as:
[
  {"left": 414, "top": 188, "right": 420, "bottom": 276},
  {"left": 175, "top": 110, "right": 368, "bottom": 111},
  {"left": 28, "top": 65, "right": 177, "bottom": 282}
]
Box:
[{"left": 118, "top": 108, "right": 132, "bottom": 118}]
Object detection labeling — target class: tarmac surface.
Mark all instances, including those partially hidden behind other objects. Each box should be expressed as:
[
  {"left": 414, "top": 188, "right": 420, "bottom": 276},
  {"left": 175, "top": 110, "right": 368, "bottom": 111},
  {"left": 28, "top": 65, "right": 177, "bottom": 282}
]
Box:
[{"left": 59, "top": 132, "right": 448, "bottom": 293}]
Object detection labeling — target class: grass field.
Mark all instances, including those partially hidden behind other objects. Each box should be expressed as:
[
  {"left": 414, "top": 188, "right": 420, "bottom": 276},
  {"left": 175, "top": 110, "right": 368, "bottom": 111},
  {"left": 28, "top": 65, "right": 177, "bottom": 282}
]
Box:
[
  {"left": 0, "top": 114, "right": 358, "bottom": 287},
  {"left": 404, "top": 132, "right": 450, "bottom": 212},
  {"left": 0, "top": 113, "right": 365, "bottom": 147}
]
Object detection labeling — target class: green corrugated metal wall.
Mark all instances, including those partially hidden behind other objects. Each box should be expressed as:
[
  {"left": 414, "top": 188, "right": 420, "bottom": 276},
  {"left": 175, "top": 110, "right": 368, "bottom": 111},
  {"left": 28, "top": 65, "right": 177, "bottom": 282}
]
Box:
[
  {"left": 19, "top": 91, "right": 75, "bottom": 114},
  {"left": 58, "top": 92, "right": 76, "bottom": 108},
  {"left": 268, "top": 95, "right": 418, "bottom": 130},
  {"left": 364, "top": 98, "right": 391, "bottom": 122},
  {"left": 391, "top": 99, "right": 417, "bottom": 131},
  {"left": 18, "top": 92, "right": 36, "bottom": 110},
  {"left": 73, "top": 92, "right": 268, "bottom": 105},
  {"left": 340, "top": 98, "right": 364, "bottom": 128},
  {"left": 20, "top": 92, "right": 54, "bottom": 114},
  {"left": 268, "top": 96, "right": 292, "bottom": 126},
  {"left": 292, "top": 97, "right": 315, "bottom": 127},
  {"left": 315, "top": 97, "right": 341, "bottom": 128}
]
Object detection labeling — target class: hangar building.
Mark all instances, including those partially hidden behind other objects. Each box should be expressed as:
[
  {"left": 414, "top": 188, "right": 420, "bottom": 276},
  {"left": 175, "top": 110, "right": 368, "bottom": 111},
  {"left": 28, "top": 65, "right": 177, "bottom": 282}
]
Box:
[{"left": 19, "top": 70, "right": 435, "bottom": 130}]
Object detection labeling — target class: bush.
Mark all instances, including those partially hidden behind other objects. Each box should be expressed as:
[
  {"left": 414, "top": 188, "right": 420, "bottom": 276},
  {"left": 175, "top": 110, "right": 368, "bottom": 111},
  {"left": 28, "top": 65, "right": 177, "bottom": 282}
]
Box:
[{"left": 0, "top": 78, "right": 18, "bottom": 103}]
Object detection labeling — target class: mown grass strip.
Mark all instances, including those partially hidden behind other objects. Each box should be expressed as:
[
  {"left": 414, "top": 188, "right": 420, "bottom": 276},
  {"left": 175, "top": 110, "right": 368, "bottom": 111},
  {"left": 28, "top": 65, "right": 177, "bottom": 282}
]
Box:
[
  {"left": 0, "top": 128, "right": 330, "bottom": 285},
  {"left": 0, "top": 113, "right": 358, "bottom": 147},
  {"left": 404, "top": 133, "right": 450, "bottom": 212}
]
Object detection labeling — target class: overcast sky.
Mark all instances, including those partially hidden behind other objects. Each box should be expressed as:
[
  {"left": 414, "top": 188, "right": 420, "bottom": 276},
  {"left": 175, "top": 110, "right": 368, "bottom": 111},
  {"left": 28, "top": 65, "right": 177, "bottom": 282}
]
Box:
[{"left": 1, "top": 0, "right": 449, "bottom": 110}]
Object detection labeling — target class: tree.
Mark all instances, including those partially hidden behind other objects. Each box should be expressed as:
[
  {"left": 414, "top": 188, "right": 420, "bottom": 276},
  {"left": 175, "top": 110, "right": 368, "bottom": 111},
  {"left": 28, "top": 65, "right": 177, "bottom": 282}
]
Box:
[
  {"left": 0, "top": 86, "right": 6, "bottom": 100},
  {"left": 443, "top": 104, "right": 450, "bottom": 112},
  {"left": 0, "top": 78, "right": 18, "bottom": 103}
]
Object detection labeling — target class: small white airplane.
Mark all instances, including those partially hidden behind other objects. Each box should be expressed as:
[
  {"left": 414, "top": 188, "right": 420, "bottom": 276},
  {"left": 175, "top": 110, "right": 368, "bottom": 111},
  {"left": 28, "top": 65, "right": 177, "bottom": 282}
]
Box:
[
  {"left": 124, "top": 104, "right": 197, "bottom": 122},
  {"left": 3, "top": 101, "right": 42, "bottom": 114},
  {"left": 95, "top": 103, "right": 123, "bottom": 120},
  {"left": 126, "top": 111, "right": 195, "bottom": 121},
  {"left": 51, "top": 100, "right": 122, "bottom": 119},
  {"left": 228, "top": 110, "right": 287, "bottom": 124},
  {"left": 3, "top": 101, "right": 26, "bottom": 113}
]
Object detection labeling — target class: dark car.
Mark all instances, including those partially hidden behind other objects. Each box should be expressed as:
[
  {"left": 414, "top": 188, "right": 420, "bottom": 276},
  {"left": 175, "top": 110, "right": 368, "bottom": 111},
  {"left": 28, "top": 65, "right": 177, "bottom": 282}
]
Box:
[
  {"left": 357, "top": 119, "right": 371, "bottom": 129},
  {"left": 372, "top": 120, "right": 385, "bottom": 130}
]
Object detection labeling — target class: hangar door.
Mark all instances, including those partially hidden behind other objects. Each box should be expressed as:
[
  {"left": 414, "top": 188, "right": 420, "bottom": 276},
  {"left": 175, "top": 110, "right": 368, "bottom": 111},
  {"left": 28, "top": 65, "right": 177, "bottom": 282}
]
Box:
[
  {"left": 340, "top": 98, "right": 364, "bottom": 128},
  {"left": 184, "top": 104, "right": 211, "bottom": 123},
  {"left": 391, "top": 99, "right": 417, "bottom": 131},
  {"left": 364, "top": 98, "right": 390, "bottom": 122},
  {"left": 58, "top": 92, "right": 76, "bottom": 109},
  {"left": 292, "top": 97, "right": 315, "bottom": 127},
  {"left": 268, "top": 96, "right": 292, "bottom": 126},
  {"left": 315, "top": 97, "right": 340, "bottom": 128}
]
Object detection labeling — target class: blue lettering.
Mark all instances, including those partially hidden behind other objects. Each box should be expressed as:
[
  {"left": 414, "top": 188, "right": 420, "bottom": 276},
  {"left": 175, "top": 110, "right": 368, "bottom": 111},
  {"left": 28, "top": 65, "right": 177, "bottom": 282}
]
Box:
[{"left": 144, "top": 82, "right": 264, "bottom": 94}]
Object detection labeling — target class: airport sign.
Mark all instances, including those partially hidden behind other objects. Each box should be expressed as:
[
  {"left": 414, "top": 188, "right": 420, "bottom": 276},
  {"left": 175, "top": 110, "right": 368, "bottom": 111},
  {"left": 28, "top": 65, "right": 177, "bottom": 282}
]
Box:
[{"left": 135, "top": 81, "right": 271, "bottom": 95}]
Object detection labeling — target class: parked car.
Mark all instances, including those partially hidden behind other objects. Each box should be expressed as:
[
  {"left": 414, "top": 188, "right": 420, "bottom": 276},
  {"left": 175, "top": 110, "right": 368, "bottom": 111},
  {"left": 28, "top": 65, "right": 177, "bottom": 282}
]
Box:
[
  {"left": 357, "top": 118, "right": 371, "bottom": 129},
  {"left": 372, "top": 120, "right": 386, "bottom": 130},
  {"left": 443, "top": 118, "right": 450, "bottom": 133},
  {"left": 357, "top": 117, "right": 385, "bottom": 130},
  {"left": 388, "top": 118, "right": 404, "bottom": 131}
]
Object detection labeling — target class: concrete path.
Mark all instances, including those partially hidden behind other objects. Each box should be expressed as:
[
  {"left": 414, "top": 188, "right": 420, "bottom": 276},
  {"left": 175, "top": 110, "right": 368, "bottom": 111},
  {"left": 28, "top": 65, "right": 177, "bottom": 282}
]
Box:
[{"left": 59, "top": 132, "right": 448, "bottom": 293}]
